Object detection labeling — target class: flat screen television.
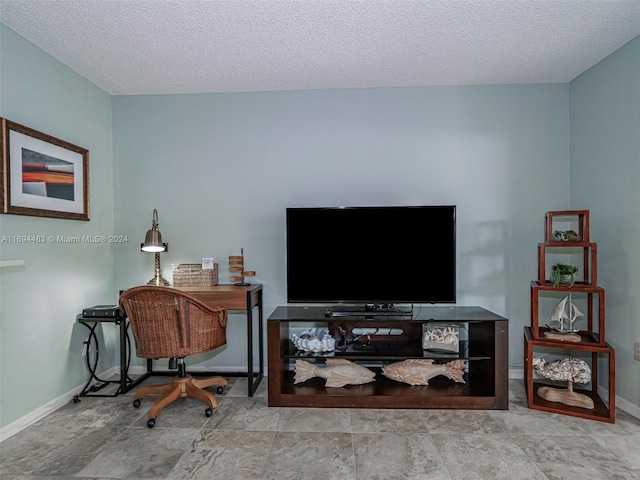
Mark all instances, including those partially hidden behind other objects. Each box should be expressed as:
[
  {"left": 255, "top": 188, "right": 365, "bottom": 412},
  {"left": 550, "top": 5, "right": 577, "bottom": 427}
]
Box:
[{"left": 286, "top": 205, "right": 456, "bottom": 309}]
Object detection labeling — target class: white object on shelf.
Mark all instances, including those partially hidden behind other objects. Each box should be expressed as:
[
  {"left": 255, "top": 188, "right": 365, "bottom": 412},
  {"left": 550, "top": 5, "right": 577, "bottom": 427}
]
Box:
[
  {"left": 291, "top": 327, "right": 336, "bottom": 353},
  {"left": 0, "top": 260, "right": 24, "bottom": 267},
  {"left": 422, "top": 324, "right": 460, "bottom": 353}
]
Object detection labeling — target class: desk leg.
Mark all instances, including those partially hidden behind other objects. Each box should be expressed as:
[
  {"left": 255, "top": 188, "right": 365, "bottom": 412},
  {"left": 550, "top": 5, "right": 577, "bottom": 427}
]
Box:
[
  {"left": 117, "top": 319, "right": 141, "bottom": 394},
  {"left": 246, "top": 290, "right": 254, "bottom": 397},
  {"left": 245, "top": 289, "right": 265, "bottom": 397},
  {"left": 119, "top": 324, "right": 152, "bottom": 394},
  {"left": 258, "top": 289, "right": 264, "bottom": 390},
  {"left": 118, "top": 319, "right": 128, "bottom": 394}
]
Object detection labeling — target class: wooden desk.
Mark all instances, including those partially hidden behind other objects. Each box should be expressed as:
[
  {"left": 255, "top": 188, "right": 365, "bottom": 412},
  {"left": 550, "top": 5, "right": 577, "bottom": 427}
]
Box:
[{"left": 174, "top": 284, "right": 264, "bottom": 397}]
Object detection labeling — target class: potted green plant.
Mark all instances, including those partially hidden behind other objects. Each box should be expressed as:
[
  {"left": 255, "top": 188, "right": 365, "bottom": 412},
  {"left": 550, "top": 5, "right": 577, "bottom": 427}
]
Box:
[{"left": 551, "top": 263, "right": 578, "bottom": 287}]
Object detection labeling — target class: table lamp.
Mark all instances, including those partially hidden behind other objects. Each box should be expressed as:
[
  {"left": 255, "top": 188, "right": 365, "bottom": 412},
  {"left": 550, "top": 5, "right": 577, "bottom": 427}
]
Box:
[{"left": 141, "top": 208, "right": 169, "bottom": 286}]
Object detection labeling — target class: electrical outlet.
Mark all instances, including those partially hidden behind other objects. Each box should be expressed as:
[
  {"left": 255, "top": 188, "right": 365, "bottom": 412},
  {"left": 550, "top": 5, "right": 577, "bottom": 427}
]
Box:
[{"left": 635, "top": 342, "right": 640, "bottom": 361}]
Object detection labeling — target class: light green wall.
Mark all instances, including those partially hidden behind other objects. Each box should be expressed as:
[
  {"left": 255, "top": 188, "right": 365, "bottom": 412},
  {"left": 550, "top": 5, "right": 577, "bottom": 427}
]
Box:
[
  {"left": 570, "top": 35, "right": 640, "bottom": 407},
  {"left": 3, "top": 21, "right": 638, "bottom": 432},
  {"left": 112, "top": 85, "right": 570, "bottom": 370},
  {"left": 0, "top": 25, "right": 115, "bottom": 429}
]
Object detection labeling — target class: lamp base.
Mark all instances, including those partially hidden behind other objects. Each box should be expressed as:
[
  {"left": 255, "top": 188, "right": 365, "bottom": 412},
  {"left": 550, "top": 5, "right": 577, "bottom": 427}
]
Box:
[
  {"left": 147, "top": 251, "right": 170, "bottom": 286},
  {"left": 148, "top": 274, "right": 170, "bottom": 286}
]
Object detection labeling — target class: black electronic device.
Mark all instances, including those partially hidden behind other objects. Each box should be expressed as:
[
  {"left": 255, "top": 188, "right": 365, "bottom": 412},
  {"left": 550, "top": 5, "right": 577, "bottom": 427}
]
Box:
[
  {"left": 286, "top": 205, "right": 456, "bottom": 308},
  {"left": 82, "top": 304, "right": 121, "bottom": 318}
]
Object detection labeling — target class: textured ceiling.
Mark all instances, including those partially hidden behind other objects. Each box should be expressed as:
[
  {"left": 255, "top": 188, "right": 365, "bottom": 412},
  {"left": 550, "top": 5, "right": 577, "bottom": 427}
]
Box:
[{"left": 2, "top": 0, "right": 640, "bottom": 95}]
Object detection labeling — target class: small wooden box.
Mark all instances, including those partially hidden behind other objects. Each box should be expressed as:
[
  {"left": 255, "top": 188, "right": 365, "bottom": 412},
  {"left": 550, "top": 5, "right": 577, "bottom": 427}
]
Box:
[{"left": 173, "top": 263, "right": 218, "bottom": 287}]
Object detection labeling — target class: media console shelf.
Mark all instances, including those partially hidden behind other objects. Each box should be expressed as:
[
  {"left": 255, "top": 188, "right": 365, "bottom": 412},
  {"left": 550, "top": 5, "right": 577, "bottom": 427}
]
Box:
[{"left": 267, "top": 305, "right": 509, "bottom": 409}]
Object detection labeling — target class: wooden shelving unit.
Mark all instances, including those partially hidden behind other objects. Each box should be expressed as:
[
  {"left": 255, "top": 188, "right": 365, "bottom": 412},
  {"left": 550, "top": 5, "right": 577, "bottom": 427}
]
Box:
[{"left": 525, "top": 210, "right": 615, "bottom": 423}]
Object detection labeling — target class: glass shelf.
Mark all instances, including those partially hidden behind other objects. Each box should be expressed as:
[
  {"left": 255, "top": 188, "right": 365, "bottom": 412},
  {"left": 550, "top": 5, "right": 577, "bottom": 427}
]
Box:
[{"left": 282, "top": 339, "right": 494, "bottom": 362}]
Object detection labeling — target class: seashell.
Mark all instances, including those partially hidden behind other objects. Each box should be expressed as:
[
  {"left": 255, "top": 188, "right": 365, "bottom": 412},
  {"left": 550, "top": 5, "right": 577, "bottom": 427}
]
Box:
[
  {"left": 533, "top": 357, "right": 591, "bottom": 384},
  {"left": 291, "top": 328, "right": 336, "bottom": 353}
]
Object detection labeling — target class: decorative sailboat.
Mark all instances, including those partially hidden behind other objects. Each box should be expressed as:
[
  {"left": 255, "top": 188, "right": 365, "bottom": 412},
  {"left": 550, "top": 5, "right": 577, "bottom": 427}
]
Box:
[{"left": 544, "top": 294, "right": 583, "bottom": 341}]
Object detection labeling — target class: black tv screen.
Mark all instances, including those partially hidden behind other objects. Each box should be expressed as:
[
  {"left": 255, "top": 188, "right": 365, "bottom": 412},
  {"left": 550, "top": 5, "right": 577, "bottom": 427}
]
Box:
[{"left": 286, "top": 205, "right": 456, "bottom": 305}]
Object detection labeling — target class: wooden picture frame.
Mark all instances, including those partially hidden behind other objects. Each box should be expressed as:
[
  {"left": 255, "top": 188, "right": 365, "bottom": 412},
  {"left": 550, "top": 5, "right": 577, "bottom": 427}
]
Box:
[{"left": 1, "top": 118, "right": 89, "bottom": 220}]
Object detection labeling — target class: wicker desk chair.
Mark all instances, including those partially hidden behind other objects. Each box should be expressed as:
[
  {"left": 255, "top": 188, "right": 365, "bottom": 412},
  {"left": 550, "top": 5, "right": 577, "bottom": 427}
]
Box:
[{"left": 119, "top": 285, "right": 228, "bottom": 428}]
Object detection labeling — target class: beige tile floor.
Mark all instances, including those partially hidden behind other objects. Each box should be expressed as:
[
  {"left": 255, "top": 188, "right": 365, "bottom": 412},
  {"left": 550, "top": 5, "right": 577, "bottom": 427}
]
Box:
[{"left": 1, "top": 377, "right": 639, "bottom": 479}]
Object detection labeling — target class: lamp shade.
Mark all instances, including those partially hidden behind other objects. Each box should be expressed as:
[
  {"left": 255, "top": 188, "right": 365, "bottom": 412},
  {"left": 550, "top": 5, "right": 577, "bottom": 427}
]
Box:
[
  {"left": 142, "top": 229, "right": 165, "bottom": 252},
  {"left": 141, "top": 208, "right": 167, "bottom": 253}
]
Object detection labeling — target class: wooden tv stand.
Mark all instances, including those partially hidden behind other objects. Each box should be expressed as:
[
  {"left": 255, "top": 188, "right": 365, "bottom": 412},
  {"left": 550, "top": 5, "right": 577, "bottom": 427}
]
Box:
[{"left": 267, "top": 305, "right": 509, "bottom": 409}]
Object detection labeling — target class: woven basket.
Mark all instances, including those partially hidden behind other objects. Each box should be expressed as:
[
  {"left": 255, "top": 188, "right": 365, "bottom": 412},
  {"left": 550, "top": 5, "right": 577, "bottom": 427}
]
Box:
[{"left": 173, "top": 263, "right": 218, "bottom": 287}]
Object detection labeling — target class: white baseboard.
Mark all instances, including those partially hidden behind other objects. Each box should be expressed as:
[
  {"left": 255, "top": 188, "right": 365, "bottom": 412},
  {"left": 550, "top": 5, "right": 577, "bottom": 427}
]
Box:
[
  {"left": 0, "top": 366, "right": 119, "bottom": 443},
  {"left": 509, "top": 367, "right": 524, "bottom": 379},
  {"left": 599, "top": 384, "right": 640, "bottom": 419}
]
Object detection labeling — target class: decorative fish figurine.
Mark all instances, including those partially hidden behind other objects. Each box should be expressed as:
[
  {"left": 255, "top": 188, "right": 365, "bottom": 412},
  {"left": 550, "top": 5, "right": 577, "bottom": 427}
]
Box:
[
  {"left": 294, "top": 359, "right": 376, "bottom": 388},
  {"left": 382, "top": 359, "right": 466, "bottom": 386}
]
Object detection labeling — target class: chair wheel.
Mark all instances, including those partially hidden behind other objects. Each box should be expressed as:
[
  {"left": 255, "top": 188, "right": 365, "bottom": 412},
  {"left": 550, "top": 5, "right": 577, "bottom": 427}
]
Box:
[
  {"left": 147, "top": 418, "right": 156, "bottom": 428},
  {"left": 205, "top": 407, "right": 214, "bottom": 417},
  {"left": 216, "top": 386, "right": 224, "bottom": 394},
  {"left": 133, "top": 399, "right": 141, "bottom": 408}
]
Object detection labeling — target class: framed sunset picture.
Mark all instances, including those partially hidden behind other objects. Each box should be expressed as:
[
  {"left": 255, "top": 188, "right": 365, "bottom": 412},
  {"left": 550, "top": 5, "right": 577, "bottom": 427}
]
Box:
[{"left": 1, "top": 118, "right": 89, "bottom": 220}]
